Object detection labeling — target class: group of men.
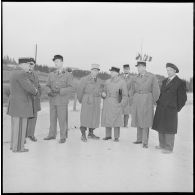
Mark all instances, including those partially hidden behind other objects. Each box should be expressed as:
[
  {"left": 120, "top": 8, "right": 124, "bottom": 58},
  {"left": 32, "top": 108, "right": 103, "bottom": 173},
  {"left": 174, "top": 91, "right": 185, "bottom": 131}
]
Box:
[{"left": 7, "top": 54, "right": 187, "bottom": 154}]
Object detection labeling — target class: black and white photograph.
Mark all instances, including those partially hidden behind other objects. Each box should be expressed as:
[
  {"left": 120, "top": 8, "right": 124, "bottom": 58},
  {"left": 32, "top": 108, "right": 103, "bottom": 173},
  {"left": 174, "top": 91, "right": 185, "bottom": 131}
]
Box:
[{"left": 2, "top": 2, "right": 193, "bottom": 192}]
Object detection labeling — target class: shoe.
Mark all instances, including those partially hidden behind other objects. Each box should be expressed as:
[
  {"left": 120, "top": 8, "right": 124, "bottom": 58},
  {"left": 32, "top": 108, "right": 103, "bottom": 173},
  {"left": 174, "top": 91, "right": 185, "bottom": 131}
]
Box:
[
  {"left": 162, "top": 149, "right": 173, "bottom": 154},
  {"left": 81, "top": 135, "right": 87, "bottom": 142},
  {"left": 133, "top": 141, "right": 142, "bottom": 144},
  {"left": 143, "top": 144, "right": 148, "bottom": 148},
  {"left": 88, "top": 133, "right": 100, "bottom": 139},
  {"left": 114, "top": 138, "right": 119, "bottom": 142},
  {"left": 44, "top": 136, "right": 56, "bottom": 140},
  {"left": 59, "top": 139, "right": 66, "bottom": 143},
  {"left": 29, "top": 136, "right": 37, "bottom": 142},
  {"left": 102, "top": 137, "right": 112, "bottom": 140},
  {"left": 14, "top": 148, "right": 29, "bottom": 152},
  {"left": 155, "top": 146, "right": 163, "bottom": 150}
]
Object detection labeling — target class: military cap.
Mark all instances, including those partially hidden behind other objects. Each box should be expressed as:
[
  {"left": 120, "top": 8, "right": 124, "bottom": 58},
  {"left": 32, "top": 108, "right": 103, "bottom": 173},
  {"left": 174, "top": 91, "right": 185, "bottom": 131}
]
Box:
[
  {"left": 109, "top": 66, "right": 120, "bottom": 73},
  {"left": 135, "top": 61, "right": 146, "bottom": 67},
  {"left": 123, "top": 64, "right": 130, "bottom": 68},
  {"left": 91, "top": 64, "right": 100, "bottom": 71},
  {"left": 53, "top": 55, "right": 63, "bottom": 61},
  {"left": 18, "top": 57, "right": 35, "bottom": 64},
  {"left": 166, "top": 63, "right": 179, "bottom": 73}
]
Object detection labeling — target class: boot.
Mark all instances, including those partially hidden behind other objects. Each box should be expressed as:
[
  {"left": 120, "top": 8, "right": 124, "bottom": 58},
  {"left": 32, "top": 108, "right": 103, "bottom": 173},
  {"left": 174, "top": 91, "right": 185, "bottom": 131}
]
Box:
[
  {"left": 80, "top": 126, "right": 87, "bottom": 142},
  {"left": 88, "top": 129, "right": 100, "bottom": 139}
]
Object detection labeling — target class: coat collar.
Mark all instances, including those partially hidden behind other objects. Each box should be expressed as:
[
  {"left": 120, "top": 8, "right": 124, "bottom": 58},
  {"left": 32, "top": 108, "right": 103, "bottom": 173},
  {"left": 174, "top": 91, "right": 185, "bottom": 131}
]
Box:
[{"left": 163, "top": 75, "right": 178, "bottom": 91}]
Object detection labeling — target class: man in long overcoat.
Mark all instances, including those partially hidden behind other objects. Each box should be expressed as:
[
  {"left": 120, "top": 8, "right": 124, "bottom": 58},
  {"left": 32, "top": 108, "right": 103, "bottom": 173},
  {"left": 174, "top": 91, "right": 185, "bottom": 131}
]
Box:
[
  {"left": 131, "top": 61, "right": 160, "bottom": 148},
  {"left": 101, "top": 67, "right": 128, "bottom": 142},
  {"left": 77, "top": 64, "right": 103, "bottom": 142},
  {"left": 26, "top": 61, "right": 41, "bottom": 141},
  {"left": 152, "top": 63, "right": 187, "bottom": 153},
  {"left": 120, "top": 64, "right": 134, "bottom": 127},
  {"left": 44, "top": 55, "right": 74, "bottom": 143},
  {"left": 7, "top": 57, "right": 38, "bottom": 152}
]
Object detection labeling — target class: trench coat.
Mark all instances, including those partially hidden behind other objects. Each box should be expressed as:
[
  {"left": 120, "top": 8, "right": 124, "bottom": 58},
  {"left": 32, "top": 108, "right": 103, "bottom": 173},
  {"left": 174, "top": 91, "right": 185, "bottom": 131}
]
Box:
[
  {"left": 152, "top": 76, "right": 187, "bottom": 134},
  {"left": 131, "top": 71, "right": 160, "bottom": 128},
  {"left": 27, "top": 71, "right": 41, "bottom": 115},
  {"left": 120, "top": 73, "right": 134, "bottom": 115},
  {"left": 45, "top": 70, "right": 74, "bottom": 106},
  {"left": 7, "top": 67, "right": 38, "bottom": 118},
  {"left": 101, "top": 76, "right": 128, "bottom": 127},
  {"left": 77, "top": 74, "right": 104, "bottom": 128}
]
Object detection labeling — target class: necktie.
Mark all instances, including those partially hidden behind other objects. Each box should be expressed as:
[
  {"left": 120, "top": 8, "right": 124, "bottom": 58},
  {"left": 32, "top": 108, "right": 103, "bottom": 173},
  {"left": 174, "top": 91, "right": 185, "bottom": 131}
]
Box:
[{"left": 166, "top": 78, "right": 171, "bottom": 85}]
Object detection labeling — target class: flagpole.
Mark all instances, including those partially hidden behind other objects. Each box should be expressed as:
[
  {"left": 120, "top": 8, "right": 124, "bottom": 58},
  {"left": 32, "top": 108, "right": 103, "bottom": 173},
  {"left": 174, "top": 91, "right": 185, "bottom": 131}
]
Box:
[
  {"left": 140, "top": 38, "right": 143, "bottom": 60},
  {"left": 35, "top": 44, "right": 37, "bottom": 64}
]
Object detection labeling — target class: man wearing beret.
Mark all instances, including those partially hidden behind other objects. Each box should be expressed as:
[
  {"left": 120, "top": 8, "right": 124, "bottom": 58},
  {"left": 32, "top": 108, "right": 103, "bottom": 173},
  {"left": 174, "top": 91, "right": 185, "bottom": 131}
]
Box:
[
  {"left": 7, "top": 57, "right": 38, "bottom": 152},
  {"left": 101, "top": 67, "right": 128, "bottom": 142},
  {"left": 131, "top": 61, "right": 160, "bottom": 148},
  {"left": 77, "top": 64, "right": 103, "bottom": 142},
  {"left": 152, "top": 63, "right": 187, "bottom": 153},
  {"left": 120, "top": 64, "right": 134, "bottom": 127},
  {"left": 26, "top": 59, "right": 41, "bottom": 142},
  {"left": 44, "top": 55, "right": 74, "bottom": 143}
]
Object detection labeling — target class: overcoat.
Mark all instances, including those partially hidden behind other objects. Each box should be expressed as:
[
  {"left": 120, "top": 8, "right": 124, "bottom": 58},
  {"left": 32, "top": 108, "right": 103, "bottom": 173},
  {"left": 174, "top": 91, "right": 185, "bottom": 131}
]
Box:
[
  {"left": 77, "top": 74, "right": 103, "bottom": 128},
  {"left": 152, "top": 76, "right": 187, "bottom": 134},
  {"left": 131, "top": 71, "right": 160, "bottom": 128},
  {"left": 45, "top": 70, "right": 74, "bottom": 106},
  {"left": 120, "top": 73, "right": 134, "bottom": 114},
  {"left": 101, "top": 76, "right": 128, "bottom": 127},
  {"left": 27, "top": 71, "right": 41, "bottom": 114},
  {"left": 7, "top": 67, "right": 38, "bottom": 118}
]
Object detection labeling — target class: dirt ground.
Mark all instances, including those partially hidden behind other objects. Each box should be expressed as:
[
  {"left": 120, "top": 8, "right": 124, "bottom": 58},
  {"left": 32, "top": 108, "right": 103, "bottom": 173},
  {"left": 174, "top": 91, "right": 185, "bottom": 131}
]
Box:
[{"left": 2, "top": 95, "right": 193, "bottom": 192}]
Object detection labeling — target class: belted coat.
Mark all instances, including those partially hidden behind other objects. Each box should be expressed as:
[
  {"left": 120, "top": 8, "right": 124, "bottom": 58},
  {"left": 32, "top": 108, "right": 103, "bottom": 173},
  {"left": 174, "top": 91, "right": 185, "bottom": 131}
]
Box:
[
  {"left": 77, "top": 74, "right": 104, "bottom": 128},
  {"left": 131, "top": 71, "right": 160, "bottom": 128}
]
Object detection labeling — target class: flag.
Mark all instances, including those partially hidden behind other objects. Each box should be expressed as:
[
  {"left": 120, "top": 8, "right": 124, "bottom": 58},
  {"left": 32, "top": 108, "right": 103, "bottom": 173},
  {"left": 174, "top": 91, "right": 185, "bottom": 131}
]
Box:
[
  {"left": 148, "top": 56, "right": 152, "bottom": 62},
  {"left": 135, "top": 53, "right": 141, "bottom": 60}
]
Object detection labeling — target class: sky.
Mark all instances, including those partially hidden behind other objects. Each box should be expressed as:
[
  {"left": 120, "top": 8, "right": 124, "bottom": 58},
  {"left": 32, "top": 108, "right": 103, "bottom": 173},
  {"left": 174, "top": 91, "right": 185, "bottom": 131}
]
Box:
[{"left": 2, "top": 2, "right": 193, "bottom": 79}]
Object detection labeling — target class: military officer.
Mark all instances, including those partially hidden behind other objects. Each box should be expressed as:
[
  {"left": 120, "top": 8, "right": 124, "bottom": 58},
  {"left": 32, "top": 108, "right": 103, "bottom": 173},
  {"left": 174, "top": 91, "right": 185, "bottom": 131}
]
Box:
[
  {"left": 44, "top": 55, "right": 74, "bottom": 143},
  {"left": 26, "top": 59, "right": 41, "bottom": 142},
  {"left": 101, "top": 67, "right": 128, "bottom": 142},
  {"left": 7, "top": 57, "right": 38, "bottom": 152},
  {"left": 131, "top": 61, "right": 160, "bottom": 148},
  {"left": 152, "top": 63, "right": 187, "bottom": 153},
  {"left": 77, "top": 64, "right": 103, "bottom": 142},
  {"left": 120, "top": 64, "right": 134, "bottom": 127}
]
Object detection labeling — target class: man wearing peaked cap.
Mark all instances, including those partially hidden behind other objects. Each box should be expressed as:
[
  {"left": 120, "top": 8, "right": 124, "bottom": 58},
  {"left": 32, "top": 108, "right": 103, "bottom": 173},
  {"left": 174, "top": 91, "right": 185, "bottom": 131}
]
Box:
[
  {"left": 77, "top": 64, "right": 103, "bottom": 142},
  {"left": 152, "top": 62, "right": 187, "bottom": 154},
  {"left": 120, "top": 64, "right": 134, "bottom": 127},
  {"left": 101, "top": 66, "right": 128, "bottom": 142},
  {"left": 44, "top": 54, "right": 74, "bottom": 143},
  {"left": 7, "top": 57, "right": 38, "bottom": 152}
]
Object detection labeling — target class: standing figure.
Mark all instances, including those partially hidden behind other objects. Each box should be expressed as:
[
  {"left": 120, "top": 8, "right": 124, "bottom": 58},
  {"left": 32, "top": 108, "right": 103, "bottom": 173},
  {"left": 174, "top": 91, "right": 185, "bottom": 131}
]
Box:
[
  {"left": 44, "top": 55, "right": 74, "bottom": 143},
  {"left": 101, "top": 67, "right": 128, "bottom": 142},
  {"left": 26, "top": 60, "right": 41, "bottom": 142},
  {"left": 77, "top": 64, "right": 103, "bottom": 142},
  {"left": 131, "top": 61, "right": 160, "bottom": 148},
  {"left": 7, "top": 57, "right": 38, "bottom": 152},
  {"left": 120, "top": 64, "right": 134, "bottom": 127},
  {"left": 152, "top": 63, "right": 187, "bottom": 153}
]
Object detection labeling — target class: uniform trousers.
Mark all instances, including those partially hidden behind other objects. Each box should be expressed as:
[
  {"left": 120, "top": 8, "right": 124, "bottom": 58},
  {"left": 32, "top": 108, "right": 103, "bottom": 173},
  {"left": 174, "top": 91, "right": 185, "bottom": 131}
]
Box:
[
  {"left": 10, "top": 117, "right": 27, "bottom": 152},
  {"left": 136, "top": 127, "right": 149, "bottom": 145},
  {"left": 26, "top": 112, "right": 37, "bottom": 137},
  {"left": 106, "top": 127, "right": 120, "bottom": 138},
  {"left": 48, "top": 104, "right": 68, "bottom": 139},
  {"left": 158, "top": 132, "right": 175, "bottom": 151}
]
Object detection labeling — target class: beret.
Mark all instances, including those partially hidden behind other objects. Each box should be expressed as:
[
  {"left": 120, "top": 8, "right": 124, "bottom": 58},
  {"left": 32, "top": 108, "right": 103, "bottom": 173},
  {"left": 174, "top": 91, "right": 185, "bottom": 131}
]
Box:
[
  {"left": 53, "top": 55, "right": 63, "bottom": 61},
  {"left": 135, "top": 61, "right": 146, "bottom": 67},
  {"left": 18, "top": 57, "right": 35, "bottom": 64},
  {"left": 109, "top": 66, "right": 120, "bottom": 73},
  {"left": 123, "top": 64, "right": 130, "bottom": 68},
  {"left": 166, "top": 63, "right": 179, "bottom": 73}
]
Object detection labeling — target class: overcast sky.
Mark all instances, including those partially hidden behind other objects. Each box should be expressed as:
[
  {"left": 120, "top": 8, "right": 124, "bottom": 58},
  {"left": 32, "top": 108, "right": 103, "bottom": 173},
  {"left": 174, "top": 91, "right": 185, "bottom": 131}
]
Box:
[{"left": 3, "top": 2, "right": 193, "bottom": 79}]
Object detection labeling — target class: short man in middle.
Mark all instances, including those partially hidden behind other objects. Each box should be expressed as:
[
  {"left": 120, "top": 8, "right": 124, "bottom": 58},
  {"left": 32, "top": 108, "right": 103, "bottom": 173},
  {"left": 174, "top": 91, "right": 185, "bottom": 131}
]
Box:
[
  {"left": 101, "top": 67, "right": 128, "bottom": 142},
  {"left": 77, "top": 64, "right": 103, "bottom": 142}
]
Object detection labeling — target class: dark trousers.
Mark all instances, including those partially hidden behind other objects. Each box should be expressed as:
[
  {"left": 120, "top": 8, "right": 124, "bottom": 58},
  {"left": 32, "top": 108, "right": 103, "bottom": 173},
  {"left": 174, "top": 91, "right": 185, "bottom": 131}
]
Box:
[
  {"left": 80, "top": 126, "right": 95, "bottom": 135},
  {"left": 26, "top": 112, "right": 37, "bottom": 137},
  {"left": 124, "top": 114, "right": 129, "bottom": 127},
  {"left": 158, "top": 132, "right": 175, "bottom": 151},
  {"left": 105, "top": 127, "right": 120, "bottom": 139}
]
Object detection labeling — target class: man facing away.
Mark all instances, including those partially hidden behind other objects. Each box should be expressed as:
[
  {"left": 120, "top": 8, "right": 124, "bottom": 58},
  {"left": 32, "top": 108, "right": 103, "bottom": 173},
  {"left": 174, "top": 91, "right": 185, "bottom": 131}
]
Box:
[
  {"left": 44, "top": 55, "right": 74, "bottom": 143},
  {"left": 7, "top": 57, "right": 38, "bottom": 152}
]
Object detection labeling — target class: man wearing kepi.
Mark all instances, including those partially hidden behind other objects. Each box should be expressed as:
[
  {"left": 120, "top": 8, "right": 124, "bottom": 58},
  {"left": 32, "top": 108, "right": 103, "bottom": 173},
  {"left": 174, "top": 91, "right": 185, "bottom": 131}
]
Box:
[
  {"left": 152, "top": 63, "right": 187, "bottom": 154},
  {"left": 26, "top": 59, "right": 41, "bottom": 142},
  {"left": 44, "top": 55, "right": 74, "bottom": 143},
  {"left": 77, "top": 64, "right": 103, "bottom": 142},
  {"left": 120, "top": 64, "right": 134, "bottom": 127},
  {"left": 101, "top": 67, "right": 128, "bottom": 142},
  {"left": 131, "top": 61, "right": 160, "bottom": 148},
  {"left": 7, "top": 57, "right": 38, "bottom": 152}
]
